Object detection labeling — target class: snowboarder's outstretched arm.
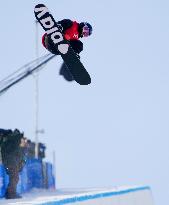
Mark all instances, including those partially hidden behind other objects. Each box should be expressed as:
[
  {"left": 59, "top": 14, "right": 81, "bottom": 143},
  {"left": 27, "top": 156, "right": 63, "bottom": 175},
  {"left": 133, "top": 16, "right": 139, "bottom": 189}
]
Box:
[{"left": 57, "top": 19, "right": 73, "bottom": 31}]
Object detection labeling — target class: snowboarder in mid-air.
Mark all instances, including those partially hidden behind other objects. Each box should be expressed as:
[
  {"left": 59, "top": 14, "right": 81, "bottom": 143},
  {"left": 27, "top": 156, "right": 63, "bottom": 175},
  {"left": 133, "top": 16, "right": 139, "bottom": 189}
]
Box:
[{"left": 42, "top": 19, "right": 93, "bottom": 81}]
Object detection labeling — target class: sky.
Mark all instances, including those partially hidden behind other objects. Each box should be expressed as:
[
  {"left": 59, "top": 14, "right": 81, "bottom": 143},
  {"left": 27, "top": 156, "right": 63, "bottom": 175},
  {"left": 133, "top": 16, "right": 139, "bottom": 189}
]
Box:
[{"left": 0, "top": 0, "right": 169, "bottom": 204}]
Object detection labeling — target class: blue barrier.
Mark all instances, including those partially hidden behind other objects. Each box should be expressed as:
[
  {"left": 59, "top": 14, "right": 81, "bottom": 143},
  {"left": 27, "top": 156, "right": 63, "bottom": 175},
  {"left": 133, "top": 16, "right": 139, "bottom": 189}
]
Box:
[
  {"left": 20, "top": 160, "right": 32, "bottom": 192},
  {"left": 17, "top": 159, "right": 43, "bottom": 193},
  {"left": 26, "top": 158, "right": 43, "bottom": 189},
  {"left": 20, "top": 163, "right": 29, "bottom": 193},
  {"left": 0, "top": 165, "right": 6, "bottom": 197},
  {"left": 0, "top": 158, "right": 55, "bottom": 198},
  {"left": 46, "top": 163, "right": 55, "bottom": 189},
  {"left": 16, "top": 174, "right": 22, "bottom": 194}
]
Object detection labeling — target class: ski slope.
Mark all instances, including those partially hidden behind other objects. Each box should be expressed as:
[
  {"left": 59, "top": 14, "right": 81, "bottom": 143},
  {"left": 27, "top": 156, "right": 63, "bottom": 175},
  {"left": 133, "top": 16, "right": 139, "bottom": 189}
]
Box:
[{"left": 0, "top": 186, "right": 154, "bottom": 205}]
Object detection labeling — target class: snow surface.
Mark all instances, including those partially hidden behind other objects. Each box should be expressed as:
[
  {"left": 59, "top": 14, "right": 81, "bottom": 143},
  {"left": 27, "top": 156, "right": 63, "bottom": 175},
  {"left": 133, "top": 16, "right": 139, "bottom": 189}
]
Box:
[{"left": 0, "top": 186, "right": 153, "bottom": 205}]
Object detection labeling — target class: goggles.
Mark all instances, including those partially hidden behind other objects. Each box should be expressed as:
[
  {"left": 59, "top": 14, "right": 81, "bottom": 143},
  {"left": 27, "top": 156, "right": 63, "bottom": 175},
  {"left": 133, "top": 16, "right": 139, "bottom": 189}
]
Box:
[{"left": 82, "top": 25, "right": 90, "bottom": 37}]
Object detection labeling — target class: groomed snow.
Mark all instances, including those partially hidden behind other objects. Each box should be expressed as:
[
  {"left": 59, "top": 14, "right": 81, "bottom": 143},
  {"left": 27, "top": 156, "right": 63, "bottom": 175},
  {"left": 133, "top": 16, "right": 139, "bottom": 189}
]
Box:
[{"left": 0, "top": 186, "right": 154, "bottom": 205}]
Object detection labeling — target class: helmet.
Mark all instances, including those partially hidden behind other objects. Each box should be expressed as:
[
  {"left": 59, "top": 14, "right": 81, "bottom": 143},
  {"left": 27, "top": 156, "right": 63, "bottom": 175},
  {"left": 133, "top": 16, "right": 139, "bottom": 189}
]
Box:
[{"left": 80, "top": 22, "right": 93, "bottom": 37}]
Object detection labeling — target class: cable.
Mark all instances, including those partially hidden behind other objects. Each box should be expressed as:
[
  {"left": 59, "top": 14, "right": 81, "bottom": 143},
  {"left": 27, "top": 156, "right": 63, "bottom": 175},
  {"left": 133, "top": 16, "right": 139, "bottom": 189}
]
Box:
[{"left": 0, "top": 53, "right": 56, "bottom": 96}]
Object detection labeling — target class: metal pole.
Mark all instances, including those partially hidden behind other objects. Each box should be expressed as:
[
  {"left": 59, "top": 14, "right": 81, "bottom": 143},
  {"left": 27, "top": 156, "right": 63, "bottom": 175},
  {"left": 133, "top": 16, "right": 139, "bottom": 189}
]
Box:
[
  {"left": 35, "top": 20, "right": 39, "bottom": 158},
  {"left": 52, "top": 150, "right": 56, "bottom": 189}
]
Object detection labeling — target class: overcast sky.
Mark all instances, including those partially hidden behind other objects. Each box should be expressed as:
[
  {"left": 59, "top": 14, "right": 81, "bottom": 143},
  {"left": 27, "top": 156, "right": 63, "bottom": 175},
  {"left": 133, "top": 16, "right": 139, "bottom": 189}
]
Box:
[{"left": 0, "top": 1, "right": 169, "bottom": 204}]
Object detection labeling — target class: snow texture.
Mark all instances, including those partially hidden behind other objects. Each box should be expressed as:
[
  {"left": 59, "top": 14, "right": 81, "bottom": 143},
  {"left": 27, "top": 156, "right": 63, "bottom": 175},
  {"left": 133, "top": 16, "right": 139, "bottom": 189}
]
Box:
[{"left": 0, "top": 186, "right": 154, "bottom": 205}]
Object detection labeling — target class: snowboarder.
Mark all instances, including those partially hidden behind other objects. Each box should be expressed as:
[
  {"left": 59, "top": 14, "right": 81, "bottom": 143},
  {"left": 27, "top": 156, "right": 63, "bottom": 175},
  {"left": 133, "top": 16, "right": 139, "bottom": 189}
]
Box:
[{"left": 42, "top": 19, "right": 93, "bottom": 81}]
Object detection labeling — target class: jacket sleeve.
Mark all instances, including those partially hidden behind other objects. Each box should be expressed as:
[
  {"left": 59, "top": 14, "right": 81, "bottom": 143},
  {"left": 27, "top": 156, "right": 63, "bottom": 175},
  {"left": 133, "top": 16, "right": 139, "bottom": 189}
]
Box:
[
  {"left": 69, "top": 40, "right": 83, "bottom": 54},
  {"left": 57, "top": 19, "right": 73, "bottom": 32}
]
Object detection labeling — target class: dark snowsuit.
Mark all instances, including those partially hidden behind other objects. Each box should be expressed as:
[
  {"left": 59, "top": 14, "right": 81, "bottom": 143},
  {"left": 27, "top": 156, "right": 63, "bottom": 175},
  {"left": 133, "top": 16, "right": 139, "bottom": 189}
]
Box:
[{"left": 1, "top": 129, "right": 26, "bottom": 199}]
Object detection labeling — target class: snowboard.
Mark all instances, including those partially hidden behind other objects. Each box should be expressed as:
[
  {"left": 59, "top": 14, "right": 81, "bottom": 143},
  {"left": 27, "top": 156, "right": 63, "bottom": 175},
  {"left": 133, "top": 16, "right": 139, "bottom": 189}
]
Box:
[{"left": 34, "top": 4, "right": 91, "bottom": 85}]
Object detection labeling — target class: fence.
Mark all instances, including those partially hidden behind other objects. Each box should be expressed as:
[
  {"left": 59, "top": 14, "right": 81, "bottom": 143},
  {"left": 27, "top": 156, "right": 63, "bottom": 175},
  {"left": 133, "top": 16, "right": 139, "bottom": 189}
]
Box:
[{"left": 0, "top": 158, "right": 55, "bottom": 197}]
